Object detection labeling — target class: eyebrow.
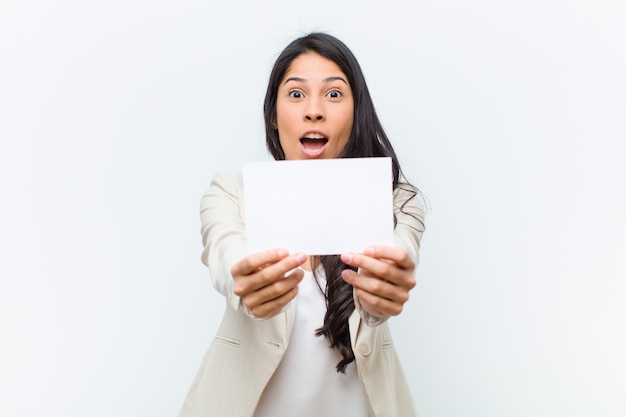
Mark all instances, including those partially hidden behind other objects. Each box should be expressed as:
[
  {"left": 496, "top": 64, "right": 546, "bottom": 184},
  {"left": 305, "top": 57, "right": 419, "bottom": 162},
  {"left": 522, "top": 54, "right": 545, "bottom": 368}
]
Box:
[{"left": 283, "top": 76, "right": 348, "bottom": 85}]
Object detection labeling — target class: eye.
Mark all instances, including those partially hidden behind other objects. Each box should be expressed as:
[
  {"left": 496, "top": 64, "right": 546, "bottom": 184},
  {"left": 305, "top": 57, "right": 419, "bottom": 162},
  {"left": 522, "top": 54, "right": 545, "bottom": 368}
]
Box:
[
  {"left": 289, "top": 90, "right": 304, "bottom": 99},
  {"left": 327, "top": 90, "right": 342, "bottom": 99}
]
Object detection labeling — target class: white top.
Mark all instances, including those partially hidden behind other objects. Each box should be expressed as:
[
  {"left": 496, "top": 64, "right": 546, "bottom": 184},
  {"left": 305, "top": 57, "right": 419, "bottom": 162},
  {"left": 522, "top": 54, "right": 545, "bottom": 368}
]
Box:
[{"left": 253, "top": 269, "right": 370, "bottom": 417}]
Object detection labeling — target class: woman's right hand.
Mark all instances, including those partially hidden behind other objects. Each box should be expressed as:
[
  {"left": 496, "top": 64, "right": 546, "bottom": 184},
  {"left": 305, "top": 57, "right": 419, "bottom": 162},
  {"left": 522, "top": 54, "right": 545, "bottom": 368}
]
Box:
[{"left": 231, "top": 249, "right": 308, "bottom": 319}]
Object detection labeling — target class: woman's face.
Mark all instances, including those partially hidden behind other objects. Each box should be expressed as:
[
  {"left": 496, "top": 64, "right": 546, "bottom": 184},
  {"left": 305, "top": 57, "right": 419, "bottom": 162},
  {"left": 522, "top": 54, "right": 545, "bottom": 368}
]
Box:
[{"left": 276, "top": 52, "right": 354, "bottom": 160}]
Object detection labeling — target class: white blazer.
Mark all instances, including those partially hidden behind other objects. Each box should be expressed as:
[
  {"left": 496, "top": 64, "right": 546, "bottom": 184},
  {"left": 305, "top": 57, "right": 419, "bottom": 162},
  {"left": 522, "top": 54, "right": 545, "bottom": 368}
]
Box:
[{"left": 178, "top": 172, "right": 425, "bottom": 417}]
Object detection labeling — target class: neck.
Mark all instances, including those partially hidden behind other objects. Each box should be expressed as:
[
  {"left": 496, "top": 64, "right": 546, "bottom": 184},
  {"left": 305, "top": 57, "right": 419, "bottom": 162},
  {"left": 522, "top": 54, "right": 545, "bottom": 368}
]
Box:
[{"left": 301, "top": 256, "right": 319, "bottom": 271}]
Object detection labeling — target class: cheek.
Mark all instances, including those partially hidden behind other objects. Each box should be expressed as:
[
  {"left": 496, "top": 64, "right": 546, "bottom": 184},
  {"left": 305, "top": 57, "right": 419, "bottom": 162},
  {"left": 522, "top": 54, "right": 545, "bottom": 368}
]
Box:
[
  {"left": 277, "top": 128, "right": 298, "bottom": 155},
  {"left": 340, "top": 111, "right": 354, "bottom": 136},
  {"left": 339, "top": 102, "right": 354, "bottom": 127},
  {"left": 276, "top": 107, "right": 298, "bottom": 132}
]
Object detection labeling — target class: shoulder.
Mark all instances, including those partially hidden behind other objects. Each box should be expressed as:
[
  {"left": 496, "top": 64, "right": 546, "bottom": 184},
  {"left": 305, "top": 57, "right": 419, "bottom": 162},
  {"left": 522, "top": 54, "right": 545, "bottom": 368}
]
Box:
[
  {"left": 200, "top": 172, "right": 244, "bottom": 213},
  {"left": 210, "top": 172, "right": 243, "bottom": 192},
  {"left": 393, "top": 183, "right": 426, "bottom": 219},
  {"left": 392, "top": 182, "right": 426, "bottom": 252},
  {"left": 203, "top": 172, "right": 243, "bottom": 199}
]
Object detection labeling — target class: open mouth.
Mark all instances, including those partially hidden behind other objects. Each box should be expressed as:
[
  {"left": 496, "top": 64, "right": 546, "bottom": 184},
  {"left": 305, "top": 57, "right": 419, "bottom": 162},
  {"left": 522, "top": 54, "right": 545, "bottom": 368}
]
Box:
[{"left": 300, "top": 133, "right": 328, "bottom": 154}]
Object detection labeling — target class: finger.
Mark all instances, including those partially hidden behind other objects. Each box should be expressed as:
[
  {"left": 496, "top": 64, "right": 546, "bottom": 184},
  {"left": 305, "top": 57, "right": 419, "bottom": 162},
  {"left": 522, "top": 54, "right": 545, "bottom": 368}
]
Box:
[
  {"left": 244, "top": 269, "right": 304, "bottom": 308},
  {"left": 353, "top": 286, "right": 405, "bottom": 317},
  {"left": 240, "top": 252, "right": 307, "bottom": 293},
  {"left": 246, "top": 283, "right": 300, "bottom": 319},
  {"left": 341, "top": 252, "right": 413, "bottom": 287},
  {"left": 363, "top": 246, "right": 415, "bottom": 271},
  {"left": 342, "top": 269, "right": 408, "bottom": 303},
  {"left": 232, "top": 248, "right": 289, "bottom": 276}
]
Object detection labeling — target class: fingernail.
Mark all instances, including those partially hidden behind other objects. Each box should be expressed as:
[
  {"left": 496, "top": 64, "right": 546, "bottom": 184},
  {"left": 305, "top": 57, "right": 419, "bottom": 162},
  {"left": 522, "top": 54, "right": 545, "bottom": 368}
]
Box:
[
  {"left": 278, "top": 249, "right": 288, "bottom": 257},
  {"left": 295, "top": 252, "right": 307, "bottom": 263},
  {"left": 364, "top": 246, "right": 375, "bottom": 256},
  {"left": 342, "top": 252, "right": 353, "bottom": 263}
]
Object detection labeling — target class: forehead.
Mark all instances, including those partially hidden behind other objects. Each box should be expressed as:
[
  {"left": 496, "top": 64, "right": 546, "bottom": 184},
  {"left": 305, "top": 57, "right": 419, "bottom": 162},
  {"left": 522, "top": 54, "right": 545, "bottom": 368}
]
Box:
[{"left": 282, "top": 52, "right": 347, "bottom": 81}]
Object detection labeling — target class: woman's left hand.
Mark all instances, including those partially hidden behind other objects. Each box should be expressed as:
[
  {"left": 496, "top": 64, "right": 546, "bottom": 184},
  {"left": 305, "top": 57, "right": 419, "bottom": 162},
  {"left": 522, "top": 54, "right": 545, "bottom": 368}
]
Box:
[{"left": 340, "top": 245, "right": 416, "bottom": 318}]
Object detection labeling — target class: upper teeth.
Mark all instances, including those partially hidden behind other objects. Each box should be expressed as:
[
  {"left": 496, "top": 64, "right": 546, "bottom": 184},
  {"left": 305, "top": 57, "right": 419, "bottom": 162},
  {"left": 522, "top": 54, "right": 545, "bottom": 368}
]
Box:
[{"left": 304, "top": 133, "right": 325, "bottom": 139}]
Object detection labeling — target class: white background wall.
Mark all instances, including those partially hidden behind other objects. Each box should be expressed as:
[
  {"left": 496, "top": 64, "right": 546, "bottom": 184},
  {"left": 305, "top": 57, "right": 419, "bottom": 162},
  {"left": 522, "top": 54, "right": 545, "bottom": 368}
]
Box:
[{"left": 1, "top": 1, "right": 625, "bottom": 416}]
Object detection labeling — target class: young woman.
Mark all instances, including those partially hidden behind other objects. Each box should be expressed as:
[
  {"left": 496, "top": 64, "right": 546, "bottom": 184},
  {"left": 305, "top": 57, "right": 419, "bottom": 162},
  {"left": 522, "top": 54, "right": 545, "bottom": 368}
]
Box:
[{"left": 179, "top": 32, "right": 425, "bottom": 417}]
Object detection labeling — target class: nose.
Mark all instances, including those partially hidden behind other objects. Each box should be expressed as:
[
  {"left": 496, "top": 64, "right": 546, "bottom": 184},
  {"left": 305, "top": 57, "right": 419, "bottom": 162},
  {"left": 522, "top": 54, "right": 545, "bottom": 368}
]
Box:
[{"left": 304, "top": 98, "right": 324, "bottom": 121}]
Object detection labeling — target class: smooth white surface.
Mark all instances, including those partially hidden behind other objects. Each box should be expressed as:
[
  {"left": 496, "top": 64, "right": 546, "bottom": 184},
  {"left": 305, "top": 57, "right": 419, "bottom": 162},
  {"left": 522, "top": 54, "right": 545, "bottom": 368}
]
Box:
[
  {"left": 1, "top": 1, "right": 625, "bottom": 417},
  {"left": 243, "top": 158, "right": 393, "bottom": 255}
]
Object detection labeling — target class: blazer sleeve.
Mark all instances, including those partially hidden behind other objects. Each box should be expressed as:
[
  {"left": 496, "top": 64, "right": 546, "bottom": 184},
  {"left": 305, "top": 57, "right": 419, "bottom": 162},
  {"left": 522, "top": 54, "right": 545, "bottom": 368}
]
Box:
[
  {"left": 199, "top": 172, "right": 246, "bottom": 311},
  {"left": 353, "top": 182, "right": 426, "bottom": 326},
  {"left": 392, "top": 182, "right": 426, "bottom": 264}
]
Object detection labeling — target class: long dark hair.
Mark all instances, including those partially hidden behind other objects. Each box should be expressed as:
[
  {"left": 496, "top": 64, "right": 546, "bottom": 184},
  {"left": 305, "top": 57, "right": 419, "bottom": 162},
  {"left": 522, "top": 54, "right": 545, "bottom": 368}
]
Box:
[{"left": 263, "top": 32, "right": 415, "bottom": 373}]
